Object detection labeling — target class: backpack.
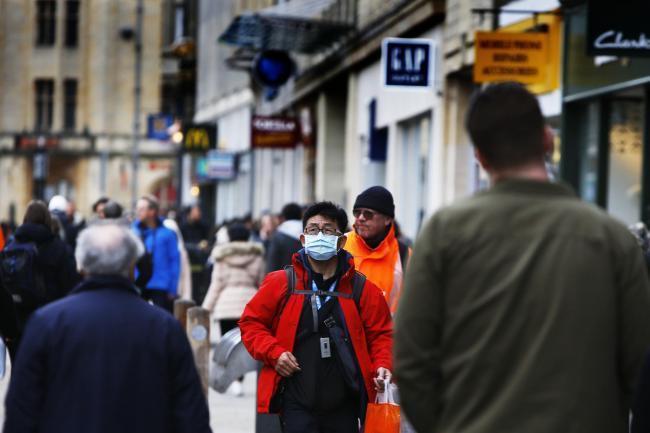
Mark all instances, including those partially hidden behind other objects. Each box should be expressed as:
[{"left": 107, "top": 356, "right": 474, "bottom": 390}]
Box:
[
  {"left": 283, "top": 265, "right": 366, "bottom": 311},
  {"left": 0, "top": 240, "right": 48, "bottom": 309}
]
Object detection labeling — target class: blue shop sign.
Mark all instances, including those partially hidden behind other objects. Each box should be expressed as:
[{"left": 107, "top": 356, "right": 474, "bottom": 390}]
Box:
[
  {"left": 382, "top": 38, "right": 436, "bottom": 89},
  {"left": 205, "top": 151, "right": 237, "bottom": 180},
  {"left": 147, "top": 114, "right": 174, "bottom": 140}
]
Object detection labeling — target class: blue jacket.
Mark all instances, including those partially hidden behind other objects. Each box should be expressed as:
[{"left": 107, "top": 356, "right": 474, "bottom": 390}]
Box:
[
  {"left": 3, "top": 275, "right": 211, "bottom": 433},
  {"left": 132, "top": 219, "right": 180, "bottom": 295}
]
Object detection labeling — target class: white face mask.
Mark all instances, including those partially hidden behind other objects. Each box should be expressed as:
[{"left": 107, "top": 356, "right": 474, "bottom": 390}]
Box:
[{"left": 304, "top": 232, "right": 339, "bottom": 261}]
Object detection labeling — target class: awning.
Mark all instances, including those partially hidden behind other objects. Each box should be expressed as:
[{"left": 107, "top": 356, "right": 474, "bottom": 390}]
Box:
[{"left": 219, "top": 0, "right": 355, "bottom": 54}]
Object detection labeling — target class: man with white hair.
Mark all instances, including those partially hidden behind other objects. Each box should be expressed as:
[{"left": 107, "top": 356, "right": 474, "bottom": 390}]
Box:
[{"left": 3, "top": 224, "right": 211, "bottom": 433}]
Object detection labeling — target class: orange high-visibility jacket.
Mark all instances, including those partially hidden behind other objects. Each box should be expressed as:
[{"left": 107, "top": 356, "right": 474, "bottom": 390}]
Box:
[{"left": 345, "top": 226, "right": 409, "bottom": 314}]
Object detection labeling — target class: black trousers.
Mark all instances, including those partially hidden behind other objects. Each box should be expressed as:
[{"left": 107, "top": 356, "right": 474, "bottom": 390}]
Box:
[
  {"left": 143, "top": 289, "right": 174, "bottom": 313},
  {"left": 280, "top": 399, "right": 359, "bottom": 433}
]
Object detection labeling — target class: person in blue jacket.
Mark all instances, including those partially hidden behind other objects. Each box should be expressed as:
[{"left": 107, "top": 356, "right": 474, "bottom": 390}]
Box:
[{"left": 132, "top": 195, "right": 180, "bottom": 312}]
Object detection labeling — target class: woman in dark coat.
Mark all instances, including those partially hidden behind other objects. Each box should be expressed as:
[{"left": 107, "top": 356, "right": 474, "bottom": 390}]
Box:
[{"left": 0, "top": 200, "right": 80, "bottom": 360}]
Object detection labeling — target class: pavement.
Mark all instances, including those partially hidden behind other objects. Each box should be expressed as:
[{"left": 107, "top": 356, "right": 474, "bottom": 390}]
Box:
[{"left": 0, "top": 359, "right": 258, "bottom": 433}]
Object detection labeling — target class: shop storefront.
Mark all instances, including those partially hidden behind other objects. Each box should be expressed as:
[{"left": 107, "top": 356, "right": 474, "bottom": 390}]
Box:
[{"left": 562, "top": 1, "right": 650, "bottom": 225}]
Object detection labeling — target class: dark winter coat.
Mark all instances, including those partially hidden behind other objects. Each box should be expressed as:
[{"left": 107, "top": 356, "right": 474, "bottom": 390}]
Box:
[
  {"left": 0, "top": 223, "right": 80, "bottom": 340},
  {"left": 265, "top": 220, "right": 303, "bottom": 273},
  {"left": 180, "top": 220, "right": 210, "bottom": 245},
  {"left": 3, "top": 275, "right": 212, "bottom": 433},
  {"left": 50, "top": 209, "right": 83, "bottom": 250}
]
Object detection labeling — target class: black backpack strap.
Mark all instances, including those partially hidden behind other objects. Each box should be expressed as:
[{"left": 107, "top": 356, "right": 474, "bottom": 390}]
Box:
[
  {"left": 352, "top": 271, "right": 366, "bottom": 310},
  {"left": 284, "top": 265, "right": 295, "bottom": 293},
  {"left": 283, "top": 266, "right": 366, "bottom": 310},
  {"left": 398, "top": 240, "right": 410, "bottom": 271}
]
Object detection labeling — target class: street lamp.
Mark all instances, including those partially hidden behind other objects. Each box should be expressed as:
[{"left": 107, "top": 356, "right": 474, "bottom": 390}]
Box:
[{"left": 120, "top": 0, "right": 144, "bottom": 210}]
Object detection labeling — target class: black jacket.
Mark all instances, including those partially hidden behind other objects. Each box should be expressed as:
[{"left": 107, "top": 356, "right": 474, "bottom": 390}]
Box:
[
  {"left": 266, "top": 232, "right": 302, "bottom": 274},
  {"left": 181, "top": 220, "right": 210, "bottom": 245},
  {"left": 4, "top": 275, "right": 212, "bottom": 433},
  {"left": 0, "top": 223, "right": 80, "bottom": 340},
  {"left": 13, "top": 222, "right": 80, "bottom": 300}
]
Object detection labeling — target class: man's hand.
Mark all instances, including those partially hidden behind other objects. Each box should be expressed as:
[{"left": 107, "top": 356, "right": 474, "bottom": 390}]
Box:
[
  {"left": 275, "top": 351, "right": 301, "bottom": 377},
  {"left": 374, "top": 367, "right": 392, "bottom": 391}
]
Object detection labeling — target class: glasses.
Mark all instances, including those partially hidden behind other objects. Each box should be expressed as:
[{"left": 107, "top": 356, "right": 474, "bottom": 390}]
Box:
[
  {"left": 304, "top": 225, "right": 341, "bottom": 236},
  {"left": 353, "top": 209, "right": 378, "bottom": 220}
]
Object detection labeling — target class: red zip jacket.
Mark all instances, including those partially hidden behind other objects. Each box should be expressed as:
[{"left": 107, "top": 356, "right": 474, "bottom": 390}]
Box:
[{"left": 239, "top": 252, "right": 393, "bottom": 413}]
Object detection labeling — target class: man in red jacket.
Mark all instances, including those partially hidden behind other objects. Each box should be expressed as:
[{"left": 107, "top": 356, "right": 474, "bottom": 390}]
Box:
[{"left": 240, "top": 201, "right": 393, "bottom": 433}]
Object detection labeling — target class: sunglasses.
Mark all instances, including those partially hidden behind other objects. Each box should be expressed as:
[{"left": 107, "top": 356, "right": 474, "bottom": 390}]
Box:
[{"left": 352, "top": 209, "right": 378, "bottom": 220}]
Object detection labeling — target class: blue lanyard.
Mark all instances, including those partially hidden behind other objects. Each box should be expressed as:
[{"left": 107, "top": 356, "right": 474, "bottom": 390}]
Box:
[{"left": 311, "top": 280, "right": 337, "bottom": 309}]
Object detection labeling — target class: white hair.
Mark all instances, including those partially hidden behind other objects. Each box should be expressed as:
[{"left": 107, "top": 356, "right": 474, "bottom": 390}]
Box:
[{"left": 75, "top": 224, "right": 144, "bottom": 278}]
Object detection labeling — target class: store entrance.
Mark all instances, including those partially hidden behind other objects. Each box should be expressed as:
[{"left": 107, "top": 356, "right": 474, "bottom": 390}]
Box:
[{"left": 568, "top": 85, "right": 649, "bottom": 227}]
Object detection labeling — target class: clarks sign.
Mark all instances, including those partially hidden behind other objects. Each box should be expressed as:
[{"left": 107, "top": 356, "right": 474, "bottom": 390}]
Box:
[{"left": 587, "top": 0, "right": 650, "bottom": 57}]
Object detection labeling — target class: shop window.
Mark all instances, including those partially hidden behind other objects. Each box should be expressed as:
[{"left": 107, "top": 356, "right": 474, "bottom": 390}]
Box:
[
  {"left": 63, "top": 79, "right": 78, "bottom": 131},
  {"left": 36, "top": 0, "right": 57, "bottom": 46},
  {"left": 607, "top": 98, "right": 644, "bottom": 225},
  {"left": 34, "top": 79, "right": 54, "bottom": 131},
  {"left": 397, "top": 113, "right": 431, "bottom": 240},
  {"left": 579, "top": 102, "right": 601, "bottom": 204},
  {"left": 65, "top": 0, "right": 80, "bottom": 48}
]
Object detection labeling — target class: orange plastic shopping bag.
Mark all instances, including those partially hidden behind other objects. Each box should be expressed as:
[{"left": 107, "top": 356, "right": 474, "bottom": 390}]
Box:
[{"left": 364, "top": 381, "right": 400, "bottom": 433}]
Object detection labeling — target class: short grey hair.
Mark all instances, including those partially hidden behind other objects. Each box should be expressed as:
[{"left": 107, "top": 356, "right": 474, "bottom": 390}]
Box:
[{"left": 75, "top": 224, "right": 144, "bottom": 278}]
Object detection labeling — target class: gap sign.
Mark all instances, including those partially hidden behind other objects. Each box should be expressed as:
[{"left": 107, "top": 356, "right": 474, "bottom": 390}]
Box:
[{"left": 382, "top": 38, "right": 435, "bottom": 89}]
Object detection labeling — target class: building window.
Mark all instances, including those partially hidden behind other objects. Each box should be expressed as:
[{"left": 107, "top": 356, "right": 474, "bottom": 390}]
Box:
[
  {"left": 63, "top": 79, "right": 78, "bottom": 131},
  {"left": 35, "top": 79, "right": 54, "bottom": 131},
  {"left": 65, "top": 0, "right": 80, "bottom": 48},
  {"left": 36, "top": 0, "right": 57, "bottom": 46}
]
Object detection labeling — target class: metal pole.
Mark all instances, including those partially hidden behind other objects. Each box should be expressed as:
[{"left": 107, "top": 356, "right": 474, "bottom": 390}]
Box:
[
  {"left": 131, "top": 0, "right": 143, "bottom": 210},
  {"left": 249, "top": 149, "right": 256, "bottom": 217}
]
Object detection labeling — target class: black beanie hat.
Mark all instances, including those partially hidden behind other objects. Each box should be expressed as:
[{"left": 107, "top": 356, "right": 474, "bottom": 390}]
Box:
[{"left": 353, "top": 186, "right": 395, "bottom": 218}]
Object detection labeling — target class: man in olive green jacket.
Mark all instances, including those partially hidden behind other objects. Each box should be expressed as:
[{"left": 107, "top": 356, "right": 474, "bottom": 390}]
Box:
[{"left": 394, "top": 82, "right": 650, "bottom": 433}]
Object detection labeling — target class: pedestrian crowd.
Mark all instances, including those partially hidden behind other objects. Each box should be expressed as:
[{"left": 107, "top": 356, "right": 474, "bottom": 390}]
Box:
[{"left": 3, "top": 82, "right": 650, "bottom": 433}]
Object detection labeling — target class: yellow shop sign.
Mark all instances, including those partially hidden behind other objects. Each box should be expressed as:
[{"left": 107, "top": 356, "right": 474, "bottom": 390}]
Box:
[{"left": 474, "top": 31, "right": 549, "bottom": 85}]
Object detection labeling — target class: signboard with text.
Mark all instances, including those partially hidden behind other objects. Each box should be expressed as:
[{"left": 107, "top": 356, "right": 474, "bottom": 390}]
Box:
[
  {"left": 147, "top": 114, "right": 174, "bottom": 141},
  {"left": 474, "top": 31, "right": 549, "bottom": 84},
  {"left": 587, "top": 0, "right": 650, "bottom": 57},
  {"left": 183, "top": 124, "right": 216, "bottom": 153},
  {"left": 205, "top": 151, "right": 237, "bottom": 180},
  {"left": 251, "top": 116, "right": 299, "bottom": 148},
  {"left": 15, "top": 135, "right": 60, "bottom": 150},
  {"left": 381, "top": 38, "right": 435, "bottom": 89}
]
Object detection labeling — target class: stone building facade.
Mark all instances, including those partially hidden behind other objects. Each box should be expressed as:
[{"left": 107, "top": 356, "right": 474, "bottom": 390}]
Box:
[{"left": 0, "top": 0, "right": 175, "bottom": 222}]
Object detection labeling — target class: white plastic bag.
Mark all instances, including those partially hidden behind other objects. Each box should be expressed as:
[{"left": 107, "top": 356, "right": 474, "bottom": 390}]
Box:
[{"left": 375, "top": 380, "right": 398, "bottom": 404}]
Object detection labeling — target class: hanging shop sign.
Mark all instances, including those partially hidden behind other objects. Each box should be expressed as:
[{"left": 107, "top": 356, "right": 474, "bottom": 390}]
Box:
[
  {"left": 587, "top": 0, "right": 650, "bottom": 57},
  {"left": 183, "top": 124, "right": 216, "bottom": 152},
  {"left": 15, "top": 135, "right": 60, "bottom": 150},
  {"left": 381, "top": 38, "right": 436, "bottom": 88},
  {"left": 202, "top": 151, "right": 237, "bottom": 180},
  {"left": 147, "top": 113, "right": 174, "bottom": 140},
  {"left": 251, "top": 116, "right": 299, "bottom": 148},
  {"left": 474, "top": 31, "right": 549, "bottom": 84}
]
